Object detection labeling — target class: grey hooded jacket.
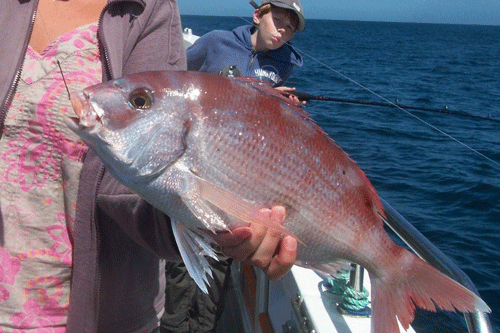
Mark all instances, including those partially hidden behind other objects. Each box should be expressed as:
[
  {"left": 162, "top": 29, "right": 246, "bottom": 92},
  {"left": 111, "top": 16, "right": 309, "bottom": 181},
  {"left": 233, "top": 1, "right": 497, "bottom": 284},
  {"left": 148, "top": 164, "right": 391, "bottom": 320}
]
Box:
[{"left": 0, "top": 0, "right": 186, "bottom": 331}]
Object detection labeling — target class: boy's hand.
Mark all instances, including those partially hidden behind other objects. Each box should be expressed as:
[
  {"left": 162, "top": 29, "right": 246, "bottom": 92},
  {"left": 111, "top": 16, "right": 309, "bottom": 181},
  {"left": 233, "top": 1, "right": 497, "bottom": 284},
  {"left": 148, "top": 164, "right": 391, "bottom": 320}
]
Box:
[{"left": 275, "top": 86, "right": 307, "bottom": 106}]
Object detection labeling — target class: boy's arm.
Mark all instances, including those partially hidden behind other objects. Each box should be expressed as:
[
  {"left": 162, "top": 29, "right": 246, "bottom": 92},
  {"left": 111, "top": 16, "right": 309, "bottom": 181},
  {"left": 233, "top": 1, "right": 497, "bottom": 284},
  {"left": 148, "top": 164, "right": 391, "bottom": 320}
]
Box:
[{"left": 186, "top": 35, "right": 211, "bottom": 71}]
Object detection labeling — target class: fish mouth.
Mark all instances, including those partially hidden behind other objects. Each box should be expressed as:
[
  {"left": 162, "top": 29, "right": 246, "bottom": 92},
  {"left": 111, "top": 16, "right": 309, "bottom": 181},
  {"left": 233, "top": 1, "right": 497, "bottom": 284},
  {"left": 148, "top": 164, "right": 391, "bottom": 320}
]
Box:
[{"left": 66, "top": 91, "right": 103, "bottom": 130}]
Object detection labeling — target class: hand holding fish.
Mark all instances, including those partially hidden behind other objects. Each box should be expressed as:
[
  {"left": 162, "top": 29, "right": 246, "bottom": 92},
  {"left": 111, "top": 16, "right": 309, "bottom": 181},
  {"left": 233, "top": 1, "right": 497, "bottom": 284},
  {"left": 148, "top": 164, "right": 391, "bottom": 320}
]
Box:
[{"left": 211, "top": 206, "right": 298, "bottom": 280}]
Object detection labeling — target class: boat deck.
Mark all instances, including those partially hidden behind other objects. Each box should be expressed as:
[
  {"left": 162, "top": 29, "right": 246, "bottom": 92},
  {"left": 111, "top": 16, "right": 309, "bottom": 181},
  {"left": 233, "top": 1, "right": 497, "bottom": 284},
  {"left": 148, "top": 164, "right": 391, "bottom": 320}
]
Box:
[{"left": 216, "top": 264, "right": 415, "bottom": 333}]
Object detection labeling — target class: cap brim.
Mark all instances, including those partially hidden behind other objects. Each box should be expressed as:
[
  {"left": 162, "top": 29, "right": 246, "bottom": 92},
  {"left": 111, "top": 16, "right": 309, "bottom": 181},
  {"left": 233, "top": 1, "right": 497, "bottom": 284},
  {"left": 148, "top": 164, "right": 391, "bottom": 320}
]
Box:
[{"left": 266, "top": 2, "right": 306, "bottom": 32}]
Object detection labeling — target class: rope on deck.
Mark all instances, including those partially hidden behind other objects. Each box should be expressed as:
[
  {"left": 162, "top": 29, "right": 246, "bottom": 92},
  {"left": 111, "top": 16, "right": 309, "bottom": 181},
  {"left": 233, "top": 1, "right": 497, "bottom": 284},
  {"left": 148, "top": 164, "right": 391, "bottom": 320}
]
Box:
[{"left": 325, "top": 273, "right": 371, "bottom": 317}]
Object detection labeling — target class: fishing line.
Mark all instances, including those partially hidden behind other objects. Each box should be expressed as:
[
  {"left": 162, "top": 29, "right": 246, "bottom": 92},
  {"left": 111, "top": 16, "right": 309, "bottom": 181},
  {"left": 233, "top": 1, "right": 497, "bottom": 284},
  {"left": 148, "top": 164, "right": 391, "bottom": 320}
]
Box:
[
  {"left": 291, "top": 44, "right": 500, "bottom": 168},
  {"left": 36, "top": 3, "right": 72, "bottom": 101},
  {"left": 57, "top": 60, "right": 71, "bottom": 99},
  {"left": 295, "top": 52, "right": 500, "bottom": 167},
  {"left": 293, "top": 48, "right": 500, "bottom": 169},
  {"left": 207, "top": 1, "right": 499, "bottom": 169}
]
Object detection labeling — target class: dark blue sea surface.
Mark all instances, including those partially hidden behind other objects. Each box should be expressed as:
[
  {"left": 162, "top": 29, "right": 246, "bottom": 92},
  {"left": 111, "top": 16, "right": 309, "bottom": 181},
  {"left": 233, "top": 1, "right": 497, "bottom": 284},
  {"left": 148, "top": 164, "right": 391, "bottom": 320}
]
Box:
[{"left": 182, "top": 15, "right": 500, "bottom": 332}]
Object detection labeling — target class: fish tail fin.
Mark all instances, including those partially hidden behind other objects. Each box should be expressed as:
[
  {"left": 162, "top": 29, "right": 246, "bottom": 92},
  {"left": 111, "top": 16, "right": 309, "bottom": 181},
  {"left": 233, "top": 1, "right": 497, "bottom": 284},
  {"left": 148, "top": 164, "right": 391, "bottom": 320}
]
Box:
[{"left": 370, "top": 253, "right": 490, "bottom": 333}]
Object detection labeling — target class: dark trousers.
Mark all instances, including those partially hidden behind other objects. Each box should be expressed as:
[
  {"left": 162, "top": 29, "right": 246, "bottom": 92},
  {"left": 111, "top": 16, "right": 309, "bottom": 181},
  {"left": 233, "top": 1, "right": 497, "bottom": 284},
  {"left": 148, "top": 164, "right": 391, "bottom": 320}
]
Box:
[{"left": 160, "top": 256, "right": 232, "bottom": 333}]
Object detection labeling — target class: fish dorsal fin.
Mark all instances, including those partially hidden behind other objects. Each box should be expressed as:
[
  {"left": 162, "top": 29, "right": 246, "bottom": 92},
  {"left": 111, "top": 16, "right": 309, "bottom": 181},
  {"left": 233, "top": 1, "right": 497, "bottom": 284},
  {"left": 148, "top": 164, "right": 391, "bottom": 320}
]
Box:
[
  {"left": 233, "top": 76, "right": 274, "bottom": 89},
  {"left": 233, "top": 76, "right": 305, "bottom": 109},
  {"left": 233, "top": 77, "right": 320, "bottom": 136}
]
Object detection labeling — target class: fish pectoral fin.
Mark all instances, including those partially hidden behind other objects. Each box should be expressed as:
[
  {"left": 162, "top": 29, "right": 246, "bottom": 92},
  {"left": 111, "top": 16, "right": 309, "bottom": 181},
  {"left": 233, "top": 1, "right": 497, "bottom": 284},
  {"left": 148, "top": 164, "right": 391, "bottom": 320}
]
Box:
[
  {"left": 191, "top": 174, "right": 297, "bottom": 240},
  {"left": 181, "top": 190, "right": 229, "bottom": 233},
  {"left": 170, "top": 218, "right": 218, "bottom": 293}
]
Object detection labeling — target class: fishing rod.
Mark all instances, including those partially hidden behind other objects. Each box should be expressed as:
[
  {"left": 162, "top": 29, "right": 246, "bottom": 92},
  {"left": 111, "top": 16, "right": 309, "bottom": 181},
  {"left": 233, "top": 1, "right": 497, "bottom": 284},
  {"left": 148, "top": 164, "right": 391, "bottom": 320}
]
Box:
[{"left": 294, "top": 91, "right": 500, "bottom": 123}]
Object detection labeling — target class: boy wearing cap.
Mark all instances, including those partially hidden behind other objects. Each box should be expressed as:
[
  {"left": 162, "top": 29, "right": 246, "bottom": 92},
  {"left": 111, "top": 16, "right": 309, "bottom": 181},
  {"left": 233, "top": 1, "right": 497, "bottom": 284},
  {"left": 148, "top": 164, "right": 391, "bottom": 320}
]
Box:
[{"left": 187, "top": 0, "right": 305, "bottom": 89}]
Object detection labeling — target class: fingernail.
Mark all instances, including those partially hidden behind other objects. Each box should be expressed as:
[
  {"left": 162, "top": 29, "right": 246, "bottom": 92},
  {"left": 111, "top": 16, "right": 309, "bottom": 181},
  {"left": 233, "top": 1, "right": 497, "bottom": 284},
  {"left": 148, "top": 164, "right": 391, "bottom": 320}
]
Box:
[
  {"left": 285, "top": 237, "right": 297, "bottom": 251},
  {"left": 234, "top": 228, "right": 252, "bottom": 239}
]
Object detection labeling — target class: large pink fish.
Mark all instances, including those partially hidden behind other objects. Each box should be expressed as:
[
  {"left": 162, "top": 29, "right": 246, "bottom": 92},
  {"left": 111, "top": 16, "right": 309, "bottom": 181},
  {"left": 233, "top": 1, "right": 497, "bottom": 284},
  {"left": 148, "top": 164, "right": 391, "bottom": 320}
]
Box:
[{"left": 66, "top": 71, "right": 490, "bottom": 333}]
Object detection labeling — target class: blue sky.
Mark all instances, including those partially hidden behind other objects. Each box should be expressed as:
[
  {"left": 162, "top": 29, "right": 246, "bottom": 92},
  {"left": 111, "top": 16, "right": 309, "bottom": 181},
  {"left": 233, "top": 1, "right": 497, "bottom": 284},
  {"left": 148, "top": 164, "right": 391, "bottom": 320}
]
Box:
[{"left": 178, "top": 0, "right": 500, "bottom": 26}]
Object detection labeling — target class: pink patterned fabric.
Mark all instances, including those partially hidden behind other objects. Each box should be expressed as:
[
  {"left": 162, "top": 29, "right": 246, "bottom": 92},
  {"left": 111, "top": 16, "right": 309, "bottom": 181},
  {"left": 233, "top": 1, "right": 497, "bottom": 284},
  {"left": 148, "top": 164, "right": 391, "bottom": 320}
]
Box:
[{"left": 0, "top": 23, "right": 102, "bottom": 331}]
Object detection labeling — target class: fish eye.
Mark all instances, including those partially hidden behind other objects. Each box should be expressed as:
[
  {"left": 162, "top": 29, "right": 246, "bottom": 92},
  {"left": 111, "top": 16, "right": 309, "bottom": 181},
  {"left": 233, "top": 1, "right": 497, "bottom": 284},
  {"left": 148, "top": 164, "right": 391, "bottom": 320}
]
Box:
[{"left": 128, "top": 88, "right": 153, "bottom": 109}]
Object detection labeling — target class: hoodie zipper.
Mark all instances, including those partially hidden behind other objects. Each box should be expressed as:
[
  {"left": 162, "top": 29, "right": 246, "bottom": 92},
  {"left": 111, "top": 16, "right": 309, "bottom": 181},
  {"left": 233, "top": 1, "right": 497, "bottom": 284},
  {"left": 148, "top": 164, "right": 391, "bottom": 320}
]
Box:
[
  {"left": 91, "top": 1, "right": 143, "bottom": 329},
  {"left": 97, "top": 2, "right": 114, "bottom": 82},
  {"left": 91, "top": 164, "right": 106, "bottom": 333},
  {"left": 0, "top": 0, "right": 39, "bottom": 141},
  {"left": 91, "top": 6, "right": 111, "bottom": 331},
  {"left": 97, "top": 0, "right": 143, "bottom": 81},
  {"left": 248, "top": 50, "right": 258, "bottom": 76}
]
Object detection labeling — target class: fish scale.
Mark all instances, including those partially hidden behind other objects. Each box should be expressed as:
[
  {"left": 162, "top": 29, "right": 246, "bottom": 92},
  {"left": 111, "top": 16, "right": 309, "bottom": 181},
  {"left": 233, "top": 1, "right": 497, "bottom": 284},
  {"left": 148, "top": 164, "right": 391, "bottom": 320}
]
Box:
[
  {"left": 194, "top": 129, "right": 364, "bottom": 256},
  {"left": 66, "top": 70, "right": 490, "bottom": 333}
]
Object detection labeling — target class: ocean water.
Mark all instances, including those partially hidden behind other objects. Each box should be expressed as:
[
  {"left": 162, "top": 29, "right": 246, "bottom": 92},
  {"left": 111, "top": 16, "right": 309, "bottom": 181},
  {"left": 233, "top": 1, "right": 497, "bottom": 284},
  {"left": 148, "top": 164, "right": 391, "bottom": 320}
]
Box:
[{"left": 181, "top": 16, "right": 500, "bottom": 332}]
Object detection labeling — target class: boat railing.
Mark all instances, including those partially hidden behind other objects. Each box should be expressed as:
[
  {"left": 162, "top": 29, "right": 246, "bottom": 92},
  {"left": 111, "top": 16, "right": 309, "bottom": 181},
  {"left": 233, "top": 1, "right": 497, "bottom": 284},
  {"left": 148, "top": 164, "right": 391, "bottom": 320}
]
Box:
[{"left": 380, "top": 199, "right": 493, "bottom": 333}]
